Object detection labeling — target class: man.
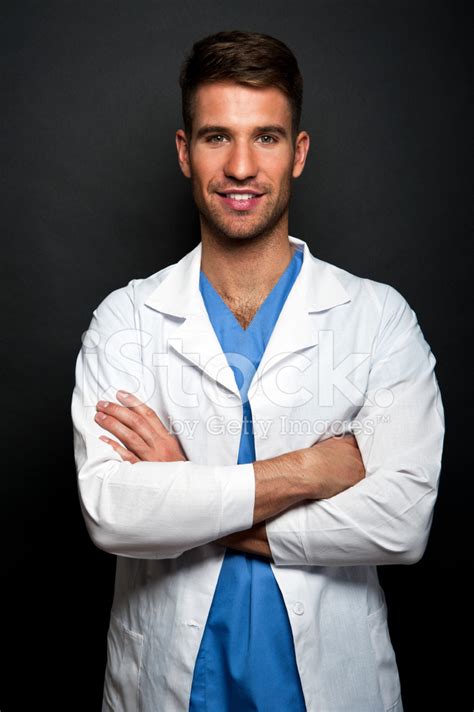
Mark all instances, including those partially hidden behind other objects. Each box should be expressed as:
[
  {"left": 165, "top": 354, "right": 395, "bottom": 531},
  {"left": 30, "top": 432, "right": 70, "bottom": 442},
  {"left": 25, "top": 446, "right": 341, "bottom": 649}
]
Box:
[{"left": 71, "top": 30, "right": 445, "bottom": 712}]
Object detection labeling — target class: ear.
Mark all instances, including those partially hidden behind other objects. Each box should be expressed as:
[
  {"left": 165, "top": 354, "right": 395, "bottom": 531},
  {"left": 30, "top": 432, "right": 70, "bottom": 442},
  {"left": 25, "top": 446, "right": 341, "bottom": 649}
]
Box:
[
  {"left": 292, "top": 131, "right": 310, "bottom": 179},
  {"left": 176, "top": 129, "right": 192, "bottom": 179}
]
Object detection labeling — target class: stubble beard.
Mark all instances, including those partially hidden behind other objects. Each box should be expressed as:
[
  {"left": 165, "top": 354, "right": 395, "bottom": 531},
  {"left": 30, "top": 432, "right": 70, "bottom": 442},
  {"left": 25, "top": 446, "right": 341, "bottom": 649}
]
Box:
[{"left": 191, "top": 173, "right": 293, "bottom": 244}]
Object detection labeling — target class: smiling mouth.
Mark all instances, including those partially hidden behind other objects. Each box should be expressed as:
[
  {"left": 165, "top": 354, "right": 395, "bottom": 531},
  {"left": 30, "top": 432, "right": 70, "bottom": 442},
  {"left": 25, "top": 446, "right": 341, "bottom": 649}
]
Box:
[{"left": 216, "top": 192, "right": 265, "bottom": 211}]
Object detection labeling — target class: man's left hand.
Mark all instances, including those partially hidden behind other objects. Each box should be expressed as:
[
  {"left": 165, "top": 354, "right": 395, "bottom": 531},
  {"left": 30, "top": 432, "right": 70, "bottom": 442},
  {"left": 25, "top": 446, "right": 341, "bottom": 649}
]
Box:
[{"left": 215, "top": 522, "right": 274, "bottom": 561}]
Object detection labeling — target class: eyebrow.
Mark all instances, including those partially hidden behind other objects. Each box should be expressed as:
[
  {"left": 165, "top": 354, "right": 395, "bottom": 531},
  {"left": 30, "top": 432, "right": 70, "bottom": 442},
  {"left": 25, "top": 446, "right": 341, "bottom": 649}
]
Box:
[{"left": 194, "top": 124, "right": 289, "bottom": 140}]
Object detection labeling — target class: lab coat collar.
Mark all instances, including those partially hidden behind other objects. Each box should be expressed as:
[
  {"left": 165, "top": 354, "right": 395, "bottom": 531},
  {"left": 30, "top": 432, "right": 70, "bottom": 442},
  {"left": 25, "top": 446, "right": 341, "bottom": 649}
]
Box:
[
  {"left": 144, "top": 235, "right": 350, "bottom": 317},
  {"left": 144, "top": 236, "right": 351, "bottom": 397}
]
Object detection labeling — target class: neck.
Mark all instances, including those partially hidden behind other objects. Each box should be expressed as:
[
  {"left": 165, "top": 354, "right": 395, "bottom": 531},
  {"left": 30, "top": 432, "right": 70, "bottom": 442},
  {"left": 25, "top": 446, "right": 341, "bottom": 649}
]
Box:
[{"left": 200, "top": 231, "right": 295, "bottom": 303}]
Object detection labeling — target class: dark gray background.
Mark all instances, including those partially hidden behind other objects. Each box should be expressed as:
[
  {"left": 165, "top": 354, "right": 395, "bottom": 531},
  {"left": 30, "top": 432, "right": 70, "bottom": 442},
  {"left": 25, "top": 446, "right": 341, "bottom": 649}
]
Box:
[{"left": 2, "top": 1, "right": 471, "bottom": 709}]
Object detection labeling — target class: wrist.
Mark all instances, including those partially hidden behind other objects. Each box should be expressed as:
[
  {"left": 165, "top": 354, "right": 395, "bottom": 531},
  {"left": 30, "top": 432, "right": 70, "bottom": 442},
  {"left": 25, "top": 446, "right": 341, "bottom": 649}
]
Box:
[{"left": 252, "top": 448, "right": 315, "bottom": 524}]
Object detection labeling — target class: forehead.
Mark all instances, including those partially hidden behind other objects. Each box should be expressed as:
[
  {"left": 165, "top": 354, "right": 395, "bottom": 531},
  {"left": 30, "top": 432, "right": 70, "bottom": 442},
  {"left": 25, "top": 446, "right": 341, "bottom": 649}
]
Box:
[{"left": 192, "top": 81, "right": 292, "bottom": 128}]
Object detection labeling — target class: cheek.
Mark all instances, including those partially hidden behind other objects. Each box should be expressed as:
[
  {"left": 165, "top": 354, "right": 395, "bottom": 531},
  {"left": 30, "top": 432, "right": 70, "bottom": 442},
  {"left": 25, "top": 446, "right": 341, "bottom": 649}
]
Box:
[
  {"left": 190, "top": 150, "right": 220, "bottom": 179},
  {"left": 260, "top": 153, "right": 293, "bottom": 182},
  {"left": 191, "top": 171, "right": 219, "bottom": 197}
]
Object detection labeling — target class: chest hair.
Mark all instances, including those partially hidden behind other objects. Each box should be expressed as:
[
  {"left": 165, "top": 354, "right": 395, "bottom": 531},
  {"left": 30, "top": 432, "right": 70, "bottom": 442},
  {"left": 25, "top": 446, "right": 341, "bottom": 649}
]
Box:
[{"left": 220, "top": 292, "right": 268, "bottom": 330}]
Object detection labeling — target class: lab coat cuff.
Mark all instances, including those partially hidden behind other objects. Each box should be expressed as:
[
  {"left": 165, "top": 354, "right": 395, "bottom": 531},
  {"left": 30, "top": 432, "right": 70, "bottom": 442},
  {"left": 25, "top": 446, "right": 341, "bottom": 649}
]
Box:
[
  {"left": 219, "top": 462, "right": 256, "bottom": 536},
  {"left": 266, "top": 506, "right": 308, "bottom": 566}
]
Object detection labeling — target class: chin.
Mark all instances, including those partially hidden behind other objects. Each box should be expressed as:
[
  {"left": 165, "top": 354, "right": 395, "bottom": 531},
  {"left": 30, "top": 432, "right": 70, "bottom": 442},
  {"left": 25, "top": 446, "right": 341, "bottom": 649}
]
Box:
[
  {"left": 221, "top": 227, "right": 260, "bottom": 238},
  {"left": 200, "top": 214, "right": 264, "bottom": 242},
  {"left": 219, "top": 227, "right": 268, "bottom": 242}
]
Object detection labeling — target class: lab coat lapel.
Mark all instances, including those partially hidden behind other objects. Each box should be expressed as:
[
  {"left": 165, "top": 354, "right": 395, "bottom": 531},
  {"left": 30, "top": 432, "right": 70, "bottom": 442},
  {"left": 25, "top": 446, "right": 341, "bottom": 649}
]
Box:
[
  {"left": 252, "top": 236, "right": 352, "bottom": 384},
  {"left": 143, "top": 236, "right": 351, "bottom": 398},
  {"left": 144, "top": 242, "right": 241, "bottom": 397}
]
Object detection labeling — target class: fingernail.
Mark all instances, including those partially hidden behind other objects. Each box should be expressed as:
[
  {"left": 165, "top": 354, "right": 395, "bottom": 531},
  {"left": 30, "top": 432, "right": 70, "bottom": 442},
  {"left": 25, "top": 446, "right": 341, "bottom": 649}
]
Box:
[
  {"left": 117, "top": 390, "right": 130, "bottom": 399},
  {"left": 96, "top": 412, "right": 106, "bottom": 420},
  {"left": 97, "top": 400, "right": 109, "bottom": 408}
]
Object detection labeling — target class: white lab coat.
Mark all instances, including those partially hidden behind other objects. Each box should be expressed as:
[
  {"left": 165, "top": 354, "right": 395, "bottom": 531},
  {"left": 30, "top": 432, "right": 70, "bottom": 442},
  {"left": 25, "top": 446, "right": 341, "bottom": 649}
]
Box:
[{"left": 71, "top": 235, "right": 445, "bottom": 712}]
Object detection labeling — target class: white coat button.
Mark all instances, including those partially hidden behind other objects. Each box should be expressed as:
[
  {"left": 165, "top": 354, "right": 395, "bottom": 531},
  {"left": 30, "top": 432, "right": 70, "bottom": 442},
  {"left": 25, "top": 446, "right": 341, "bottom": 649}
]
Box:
[{"left": 293, "top": 602, "right": 305, "bottom": 615}]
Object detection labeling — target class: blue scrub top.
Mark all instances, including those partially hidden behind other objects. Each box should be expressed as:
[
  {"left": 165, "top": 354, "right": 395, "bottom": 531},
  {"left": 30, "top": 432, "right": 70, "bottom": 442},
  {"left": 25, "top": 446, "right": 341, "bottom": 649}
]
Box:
[{"left": 189, "top": 245, "right": 307, "bottom": 712}]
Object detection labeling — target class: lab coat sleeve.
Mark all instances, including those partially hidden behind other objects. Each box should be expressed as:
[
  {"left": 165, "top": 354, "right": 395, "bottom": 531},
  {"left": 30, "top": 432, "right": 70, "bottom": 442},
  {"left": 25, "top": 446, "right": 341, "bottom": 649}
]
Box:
[
  {"left": 266, "top": 284, "right": 445, "bottom": 567},
  {"left": 71, "top": 283, "right": 255, "bottom": 560}
]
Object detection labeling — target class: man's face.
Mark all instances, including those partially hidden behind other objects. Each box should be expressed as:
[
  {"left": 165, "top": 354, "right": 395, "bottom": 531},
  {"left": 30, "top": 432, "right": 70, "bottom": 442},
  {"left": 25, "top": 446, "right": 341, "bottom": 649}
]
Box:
[{"left": 176, "top": 81, "right": 309, "bottom": 242}]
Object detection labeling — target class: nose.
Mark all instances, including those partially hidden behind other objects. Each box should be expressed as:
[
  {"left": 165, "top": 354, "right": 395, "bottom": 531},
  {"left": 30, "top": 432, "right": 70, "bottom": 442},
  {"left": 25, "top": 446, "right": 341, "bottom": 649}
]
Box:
[{"left": 223, "top": 139, "right": 258, "bottom": 182}]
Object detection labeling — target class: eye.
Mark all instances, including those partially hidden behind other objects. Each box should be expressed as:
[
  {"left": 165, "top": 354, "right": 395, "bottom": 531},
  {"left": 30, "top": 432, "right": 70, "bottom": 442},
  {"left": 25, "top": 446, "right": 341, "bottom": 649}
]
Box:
[{"left": 206, "top": 134, "right": 278, "bottom": 144}]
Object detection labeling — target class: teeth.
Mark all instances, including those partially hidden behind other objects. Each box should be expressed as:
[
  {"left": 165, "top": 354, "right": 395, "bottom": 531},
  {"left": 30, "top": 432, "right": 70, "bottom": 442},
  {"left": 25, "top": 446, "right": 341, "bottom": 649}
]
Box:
[{"left": 225, "top": 193, "right": 258, "bottom": 200}]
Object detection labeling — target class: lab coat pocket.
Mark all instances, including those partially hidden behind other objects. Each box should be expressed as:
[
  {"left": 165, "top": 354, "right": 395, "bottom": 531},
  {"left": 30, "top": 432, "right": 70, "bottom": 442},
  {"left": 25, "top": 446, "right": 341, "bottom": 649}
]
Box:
[
  {"left": 102, "top": 613, "right": 144, "bottom": 712},
  {"left": 367, "top": 602, "right": 403, "bottom": 711}
]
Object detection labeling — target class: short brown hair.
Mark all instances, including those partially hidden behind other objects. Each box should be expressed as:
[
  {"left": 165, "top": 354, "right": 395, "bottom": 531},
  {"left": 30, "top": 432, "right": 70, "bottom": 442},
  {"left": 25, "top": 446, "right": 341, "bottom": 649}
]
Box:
[{"left": 178, "top": 30, "right": 303, "bottom": 143}]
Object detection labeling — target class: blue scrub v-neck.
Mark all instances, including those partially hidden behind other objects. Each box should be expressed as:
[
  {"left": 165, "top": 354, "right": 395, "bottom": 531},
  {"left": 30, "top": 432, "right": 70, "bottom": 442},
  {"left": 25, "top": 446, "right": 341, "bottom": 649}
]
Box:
[{"left": 188, "top": 245, "right": 306, "bottom": 712}]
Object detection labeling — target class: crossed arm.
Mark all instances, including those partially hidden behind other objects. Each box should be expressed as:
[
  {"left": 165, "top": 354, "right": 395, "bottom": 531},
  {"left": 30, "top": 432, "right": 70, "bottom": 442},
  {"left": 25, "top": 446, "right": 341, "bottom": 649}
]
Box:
[
  {"left": 73, "top": 283, "right": 444, "bottom": 566},
  {"left": 93, "top": 390, "right": 365, "bottom": 563}
]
